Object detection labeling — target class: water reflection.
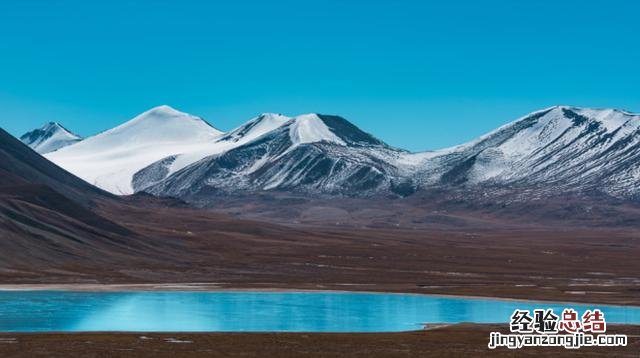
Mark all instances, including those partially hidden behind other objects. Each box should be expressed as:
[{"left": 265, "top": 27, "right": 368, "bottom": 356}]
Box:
[{"left": 0, "top": 291, "right": 638, "bottom": 332}]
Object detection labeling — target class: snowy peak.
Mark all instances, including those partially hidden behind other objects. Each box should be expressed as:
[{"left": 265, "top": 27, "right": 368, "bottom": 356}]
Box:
[
  {"left": 509, "top": 105, "right": 640, "bottom": 133},
  {"left": 59, "top": 105, "right": 222, "bottom": 152},
  {"left": 218, "top": 112, "right": 386, "bottom": 149},
  {"left": 132, "top": 105, "right": 216, "bottom": 127},
  {"left": 145, "top": 104, "right": 187, "bottom": 116},
  {"left": 287, "top": 113, "right": 386, "bottom": 147},
  {"left": 510, "top": 106, "right": 640, "bottom": 151},
  {"left": 218, "top": 113, "right": 291, "bottom": 143},
  {"left": 559, "top": 106, "right": 640, "bottom": 133},
  {"left": 101, "top": 105, "right": 223, "bottom": 143},
  {"left": 288, "top": 113, "right": 346, "bottom": 146},
  {"left": 43, "top": 122, "right": 67, "bottom": 132},
  {"left": 439, "top": 105, "right": 640, "bottom": 159},
  {"left": 20, "top": 122, "right": 82, "bottom": 154}
]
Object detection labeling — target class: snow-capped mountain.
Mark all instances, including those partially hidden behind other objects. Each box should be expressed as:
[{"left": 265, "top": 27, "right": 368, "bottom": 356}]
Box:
[
  {"left": 127, "top": 112, "right": 292, "bottom": 192},
  {"left": 46, "top": 105, "right": 223, "bottom": 194},
  {"left": 139, "top": 113, "right": 413, "bottom": 200},
  {"left": 412, "top": 106, "right": 640, "bottom": 198},
  {"left": 20, "top": 122, "right": 82, "bottom": 154},
  {"left": 41, "top": 104, "right": 640, "bottom": 202}
]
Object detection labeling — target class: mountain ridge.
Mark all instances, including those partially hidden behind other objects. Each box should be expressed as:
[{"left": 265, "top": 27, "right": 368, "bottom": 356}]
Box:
[{"left": 18, "top": 104, "right": 640, "bottom": 202}]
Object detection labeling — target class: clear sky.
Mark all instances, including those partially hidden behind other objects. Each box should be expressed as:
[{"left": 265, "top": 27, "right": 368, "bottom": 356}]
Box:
[{"left": 1, "top": 0, "right": 638, "bottom": 151}]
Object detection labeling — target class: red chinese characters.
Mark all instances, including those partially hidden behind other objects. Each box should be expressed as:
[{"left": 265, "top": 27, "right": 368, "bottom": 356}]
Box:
[
  {"left": 558, "top": 308, "right": 582, "bottom": 333},
  {"left": 582, "top": 309, "right": 606, "bottom": 333}
]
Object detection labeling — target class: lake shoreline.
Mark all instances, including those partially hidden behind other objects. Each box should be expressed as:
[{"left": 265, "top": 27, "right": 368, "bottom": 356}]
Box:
[{"left": 1, "top": 283, "right": 638, "bottom": 308}]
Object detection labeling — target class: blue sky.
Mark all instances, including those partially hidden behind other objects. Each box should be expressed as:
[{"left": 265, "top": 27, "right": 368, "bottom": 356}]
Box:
[{"left": 1, "top": 0, "right": 638, "bottom": 151}]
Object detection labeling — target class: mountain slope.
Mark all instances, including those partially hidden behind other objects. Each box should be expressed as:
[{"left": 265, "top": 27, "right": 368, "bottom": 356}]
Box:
[
  {"left": 414, "top": 106, "right": 640, "bottom": 199},
  {"left": 20, "top": 122, "right": 82, "bottom": 154},
  {"left": 1, "top": 128, "right": 109, "bottom": 206},
  {"left": 46, "top": 105, "right": 223, "bottom": 195},
  {"left": 0, "top": 128, "right": 167, "bottom": 272},
  {"left": 142, "top": 114, "right": 415, "bottom": 200}
]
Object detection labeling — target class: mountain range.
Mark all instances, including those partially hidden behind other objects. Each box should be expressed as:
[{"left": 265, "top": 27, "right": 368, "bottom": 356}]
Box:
[{"left": 19, "top": 105, "right": 640, "bottom": 205}]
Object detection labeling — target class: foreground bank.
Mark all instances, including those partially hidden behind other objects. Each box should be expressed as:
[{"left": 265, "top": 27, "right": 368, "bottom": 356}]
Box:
[{"left": 0, "top": 324, "right": 638, "bottom": 358}]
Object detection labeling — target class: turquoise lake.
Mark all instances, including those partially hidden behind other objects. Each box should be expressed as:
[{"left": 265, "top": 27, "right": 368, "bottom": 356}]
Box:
[{"left": 0, "top": 291, "right": 639, "bottom": 332}]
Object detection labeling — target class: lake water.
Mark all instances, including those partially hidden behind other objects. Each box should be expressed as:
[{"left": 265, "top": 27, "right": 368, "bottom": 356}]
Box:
[{"left": 0, "top": 291, "right": 639, "bottom": 332}]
